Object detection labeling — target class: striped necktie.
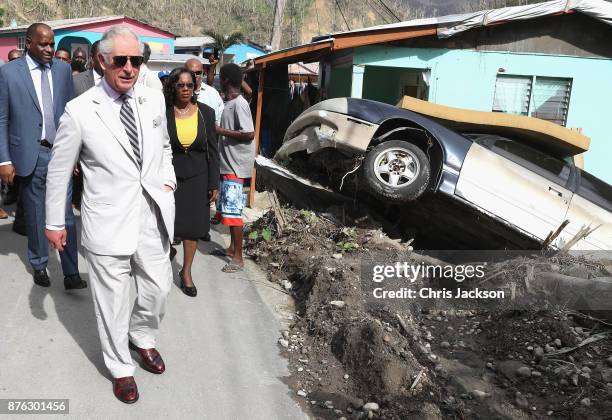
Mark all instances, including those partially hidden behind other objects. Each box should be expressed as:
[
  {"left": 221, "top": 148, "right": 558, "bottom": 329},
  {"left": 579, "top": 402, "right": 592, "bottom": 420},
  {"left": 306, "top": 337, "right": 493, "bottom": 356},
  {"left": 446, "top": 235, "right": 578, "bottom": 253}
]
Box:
[{"left": 119, "top": 94, "right": 142, "bottom": 168}]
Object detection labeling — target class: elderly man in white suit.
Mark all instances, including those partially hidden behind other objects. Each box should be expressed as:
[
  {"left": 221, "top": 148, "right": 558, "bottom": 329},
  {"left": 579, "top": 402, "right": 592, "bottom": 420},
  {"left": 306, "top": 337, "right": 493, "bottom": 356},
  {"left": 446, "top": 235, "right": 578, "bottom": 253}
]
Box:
[{"left": 45, "top": 26, "right": 175, "bottom": 404}]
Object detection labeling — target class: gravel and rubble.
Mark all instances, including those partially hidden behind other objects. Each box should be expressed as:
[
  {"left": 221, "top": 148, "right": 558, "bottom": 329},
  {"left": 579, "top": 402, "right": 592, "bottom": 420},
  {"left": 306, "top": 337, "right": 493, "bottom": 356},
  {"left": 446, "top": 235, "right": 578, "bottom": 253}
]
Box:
[{"left": 245, "top": 205, "right": 612, "bottom": 419}]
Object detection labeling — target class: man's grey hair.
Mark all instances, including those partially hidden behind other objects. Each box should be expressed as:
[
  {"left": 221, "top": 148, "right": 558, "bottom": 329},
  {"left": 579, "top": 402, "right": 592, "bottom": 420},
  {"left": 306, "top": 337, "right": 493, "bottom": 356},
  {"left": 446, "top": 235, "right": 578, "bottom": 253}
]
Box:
[{"left": 98, "top": 25, "right": 144, "bottom": 62}]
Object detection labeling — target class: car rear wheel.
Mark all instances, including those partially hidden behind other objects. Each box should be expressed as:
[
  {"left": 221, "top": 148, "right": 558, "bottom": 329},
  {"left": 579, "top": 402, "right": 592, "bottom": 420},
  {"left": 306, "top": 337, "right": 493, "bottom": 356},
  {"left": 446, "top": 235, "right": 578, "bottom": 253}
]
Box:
[{"left": 362, "top": 140, "right": 431, "bottom": 202}]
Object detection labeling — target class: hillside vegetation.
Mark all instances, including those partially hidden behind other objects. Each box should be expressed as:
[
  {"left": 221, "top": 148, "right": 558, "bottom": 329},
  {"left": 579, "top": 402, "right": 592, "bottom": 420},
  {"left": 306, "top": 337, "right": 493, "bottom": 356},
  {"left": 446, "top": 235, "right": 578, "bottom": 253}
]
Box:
[{"left": 2, "top": 0, "right": 548, "bottom": 48}]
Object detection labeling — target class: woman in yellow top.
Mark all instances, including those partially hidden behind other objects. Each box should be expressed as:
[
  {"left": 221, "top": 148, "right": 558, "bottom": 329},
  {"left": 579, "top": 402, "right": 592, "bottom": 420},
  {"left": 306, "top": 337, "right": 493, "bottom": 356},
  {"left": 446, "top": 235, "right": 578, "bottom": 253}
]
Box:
[{"left": 163, "top": 68, "right": 220, "bottom": 297}]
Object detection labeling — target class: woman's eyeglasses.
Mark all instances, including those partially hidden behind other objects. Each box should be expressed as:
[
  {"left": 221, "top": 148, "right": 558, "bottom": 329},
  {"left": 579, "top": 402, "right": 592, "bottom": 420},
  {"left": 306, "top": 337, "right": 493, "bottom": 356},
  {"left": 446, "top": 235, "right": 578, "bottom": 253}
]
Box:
[
  {"left": 176, "top": 83, "right": 195, "bottom": 89},
  {"left": 112, "top": 55, "right": 145, "bottom": 68}
]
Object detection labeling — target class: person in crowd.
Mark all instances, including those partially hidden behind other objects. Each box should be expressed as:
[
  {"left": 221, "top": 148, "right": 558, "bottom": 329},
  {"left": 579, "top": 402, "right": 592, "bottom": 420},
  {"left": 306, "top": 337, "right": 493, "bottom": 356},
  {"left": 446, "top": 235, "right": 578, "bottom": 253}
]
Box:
[
  {"left": 205, "top": 53, "right": 218, "bottom": 87},
  {"left": 211, "top": 63, "right": 255, "bottom": 273},
  {"left": 185, "top": 58, "right": 223, "bottom": 125},
  {"left": 7, "top": 49, "right": 22, "bottom": 62},
  {"left": 45, "top": 25, "right": 176, "bottom": 404},
  {"left": 73, "top": 41, "right": 103, "bottom": 96},
  {"left": 70, "top": 59, "right": 86, "bottom": 75},
  {"left": 158, "top": 70, "right": 170, "bottom": 87},
  {"left": 164, "top": 68, "right": 219, "bottom": 296},
  {"left": 136, "top": 42, "right": 163, "bottom": 90},
  {"left": 71, "top": 47, "right": 86, "bottom": 67},
  {"left": 54, "top": 48, "right": 71, "bottom": 63},
  {"left": 0, "top": 50, "right": 23, "bottom": 224},
  {"left": 0, "top": 23, "right": 84, "bottom": 290}
]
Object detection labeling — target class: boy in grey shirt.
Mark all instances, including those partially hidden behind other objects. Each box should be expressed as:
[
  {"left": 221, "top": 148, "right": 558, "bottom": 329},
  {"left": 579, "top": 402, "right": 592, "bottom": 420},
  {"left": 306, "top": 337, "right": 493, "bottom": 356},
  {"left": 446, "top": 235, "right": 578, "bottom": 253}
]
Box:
[{"left": 213, "top": 63, "right": 255, "bottom": 273}]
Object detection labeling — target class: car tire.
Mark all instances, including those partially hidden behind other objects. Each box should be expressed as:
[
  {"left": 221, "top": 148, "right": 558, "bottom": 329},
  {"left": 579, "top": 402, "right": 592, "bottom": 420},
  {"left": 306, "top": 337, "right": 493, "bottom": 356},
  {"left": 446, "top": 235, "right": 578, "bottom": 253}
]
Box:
[{"left": 362, "top": 140, "right": 431, "bottom": 202}]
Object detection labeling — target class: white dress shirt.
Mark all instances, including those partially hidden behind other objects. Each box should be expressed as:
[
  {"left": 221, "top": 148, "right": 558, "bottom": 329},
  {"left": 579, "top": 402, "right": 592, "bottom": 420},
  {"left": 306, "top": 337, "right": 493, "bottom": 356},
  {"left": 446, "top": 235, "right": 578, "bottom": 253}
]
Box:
[
  {"left": 100, "top": 78, "right": 143, "bottom": 152},
  {"left": 26, "top": 53, "right": 54, "bottom": 141},
  {"left": 196, "top": 83, "right": 224, "bottom": 126},
  {"left": 0, "top": 54, "right": 54, "bottom": 166}
]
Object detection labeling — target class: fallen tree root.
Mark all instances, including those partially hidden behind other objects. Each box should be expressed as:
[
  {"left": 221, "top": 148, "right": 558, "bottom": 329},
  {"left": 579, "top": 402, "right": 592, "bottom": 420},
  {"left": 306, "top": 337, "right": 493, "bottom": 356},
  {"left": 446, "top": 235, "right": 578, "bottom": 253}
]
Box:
[{"left": 543, "top": 332, "right": 610, "bottom": 357}]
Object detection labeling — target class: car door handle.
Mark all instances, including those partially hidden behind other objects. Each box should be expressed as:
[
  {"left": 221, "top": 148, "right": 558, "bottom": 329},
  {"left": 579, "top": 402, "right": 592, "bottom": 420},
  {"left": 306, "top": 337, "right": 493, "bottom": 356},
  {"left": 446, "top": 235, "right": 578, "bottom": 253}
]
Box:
[{"left": 548, "top": 186, "right": 563, "bottom": 197}]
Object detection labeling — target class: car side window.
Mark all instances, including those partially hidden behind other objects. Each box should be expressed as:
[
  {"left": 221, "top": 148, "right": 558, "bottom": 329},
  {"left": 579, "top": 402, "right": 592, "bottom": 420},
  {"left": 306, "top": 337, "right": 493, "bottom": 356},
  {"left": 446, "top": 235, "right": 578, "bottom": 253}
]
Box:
[
  {"left": 577, "top": 170, "right": 612, "bottom": 213},
  {"left": 489, "top": 138, "right": 572, "bottom": 186}
]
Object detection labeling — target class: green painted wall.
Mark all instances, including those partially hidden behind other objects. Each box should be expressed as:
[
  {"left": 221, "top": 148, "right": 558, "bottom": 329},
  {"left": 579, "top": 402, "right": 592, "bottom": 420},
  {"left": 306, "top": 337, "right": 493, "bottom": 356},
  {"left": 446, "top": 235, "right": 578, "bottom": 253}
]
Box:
[
  {"left": 362, "top": 66, "right": 402, "bottom": 105},
  {"left": 327, "top": 66, "right": 352, "bottom": 99},
  {"left": 352, "top": 45, "right": 612, "bottom": 184}
]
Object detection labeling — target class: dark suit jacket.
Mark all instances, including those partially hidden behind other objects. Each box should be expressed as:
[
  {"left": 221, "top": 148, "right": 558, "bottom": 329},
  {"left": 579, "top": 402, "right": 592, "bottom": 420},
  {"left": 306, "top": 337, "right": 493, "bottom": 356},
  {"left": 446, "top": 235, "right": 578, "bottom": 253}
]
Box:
[
  {"left": 72, "top": 69, "right": 95, "bottom": 97},
  {"left": 166, "top": 102, "right": 220, "bottom": 189},
  {"left": 0, "top": 56, "right": 74, "bottom": 176}
]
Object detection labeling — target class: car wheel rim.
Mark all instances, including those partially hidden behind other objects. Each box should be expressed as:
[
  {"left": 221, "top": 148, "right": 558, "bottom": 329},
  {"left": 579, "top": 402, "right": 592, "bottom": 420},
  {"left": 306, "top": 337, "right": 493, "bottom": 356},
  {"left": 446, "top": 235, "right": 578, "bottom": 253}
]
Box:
[{"left": 373, "top": 146, "right": 420, "bottom": 188}]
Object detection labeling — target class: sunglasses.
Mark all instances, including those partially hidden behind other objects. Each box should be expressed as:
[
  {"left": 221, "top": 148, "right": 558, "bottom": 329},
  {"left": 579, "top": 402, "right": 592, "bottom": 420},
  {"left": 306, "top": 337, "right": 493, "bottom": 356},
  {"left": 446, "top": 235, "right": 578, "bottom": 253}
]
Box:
[
  {"left": 192, "top": 71, "right": 203, "bottom": 76},
  {"left": 112, "top": 55, "right": 144, "bottom": 68},
  {"left": 176, "top": 83, "right": 194, "bottom": 89}
]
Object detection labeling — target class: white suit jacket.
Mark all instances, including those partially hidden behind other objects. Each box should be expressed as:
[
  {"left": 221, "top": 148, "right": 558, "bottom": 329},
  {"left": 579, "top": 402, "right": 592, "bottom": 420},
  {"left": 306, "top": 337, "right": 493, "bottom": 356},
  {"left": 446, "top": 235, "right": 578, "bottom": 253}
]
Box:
[{"left": 46, "top": 83, "right": 176, "bottom": 256}]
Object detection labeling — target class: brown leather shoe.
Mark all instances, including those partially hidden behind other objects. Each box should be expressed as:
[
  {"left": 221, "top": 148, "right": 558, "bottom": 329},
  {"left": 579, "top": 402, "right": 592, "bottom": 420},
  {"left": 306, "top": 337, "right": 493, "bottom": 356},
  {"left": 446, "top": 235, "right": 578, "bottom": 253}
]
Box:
[
  {"left": 129, "top": 341, "right": 165, "bottom": 374},
  {"left": 0, "top": 208, "right": 8, "bottom": 219},
  {"left": 113, "top": 376, "right": 139, "bottom": 404}
]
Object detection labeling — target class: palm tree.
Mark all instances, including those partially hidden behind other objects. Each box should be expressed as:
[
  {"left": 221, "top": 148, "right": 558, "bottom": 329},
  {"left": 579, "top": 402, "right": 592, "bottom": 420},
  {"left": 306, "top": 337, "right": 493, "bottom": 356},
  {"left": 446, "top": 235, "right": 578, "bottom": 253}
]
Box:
[{"left": 201, "top": 30, "right": 244, "bottom": 66}]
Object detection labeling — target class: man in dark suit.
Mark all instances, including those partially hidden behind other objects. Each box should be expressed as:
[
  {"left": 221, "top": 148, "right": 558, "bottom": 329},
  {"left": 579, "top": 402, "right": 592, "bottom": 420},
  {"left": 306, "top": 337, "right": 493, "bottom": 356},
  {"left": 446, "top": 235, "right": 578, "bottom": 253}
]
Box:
[
  {"left": 0, "top": 23, "right": 85, "bottom": 290},
  {"left": 73, "top": 41, "right": 102, "bottom": 97}
]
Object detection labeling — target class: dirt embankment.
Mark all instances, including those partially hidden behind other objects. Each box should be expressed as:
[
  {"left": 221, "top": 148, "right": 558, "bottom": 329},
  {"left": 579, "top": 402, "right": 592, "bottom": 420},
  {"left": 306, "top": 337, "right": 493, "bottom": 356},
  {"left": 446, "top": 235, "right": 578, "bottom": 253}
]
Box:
[{"left": 245, "top": 206, "right": 612, "bottom": 420}]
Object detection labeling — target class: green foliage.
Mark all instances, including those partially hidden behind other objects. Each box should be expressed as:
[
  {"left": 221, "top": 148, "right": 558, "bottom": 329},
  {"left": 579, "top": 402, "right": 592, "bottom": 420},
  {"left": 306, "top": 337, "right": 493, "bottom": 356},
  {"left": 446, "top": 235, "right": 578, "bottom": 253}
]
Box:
[
  {"left": 0, "top": 7, "right": 4, "bottom": 27},
  {"left": 201, "top": 29, "right": 244, "bottom": 65},
  {"left": 337, "top": 240, "right": 358, "bottom": 252},
  {"left": 201, "top": 30, "right": 244, "bottom": 51},
  {"left": 299, "top": 209, "right": 316, "bottom": 222},
  {"left": 261, "top": 227, "right": 272, "bottom": 242},
  {"left": 248, "top": 227, "right": 272, "bottom": 242},
  {"left": 248, "top": 230, "right": 259, "bottom": 240},
  {"left": 336, "top": 227, "right": 358, "bottom": 253}
]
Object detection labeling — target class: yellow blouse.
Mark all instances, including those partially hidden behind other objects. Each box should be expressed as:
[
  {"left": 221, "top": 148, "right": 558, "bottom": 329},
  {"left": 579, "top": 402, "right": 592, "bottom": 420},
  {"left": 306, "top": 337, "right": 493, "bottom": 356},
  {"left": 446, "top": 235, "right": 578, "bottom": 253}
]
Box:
[{"left": 176, "top": 111, "right": 198, "bottom": 148}]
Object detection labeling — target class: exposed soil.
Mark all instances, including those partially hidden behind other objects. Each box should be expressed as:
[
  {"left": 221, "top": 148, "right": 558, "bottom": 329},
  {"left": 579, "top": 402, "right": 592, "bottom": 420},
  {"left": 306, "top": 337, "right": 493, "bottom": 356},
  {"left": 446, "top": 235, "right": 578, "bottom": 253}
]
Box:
[{"left": 245, "top": 205, "right": 612, "bottom": 420}]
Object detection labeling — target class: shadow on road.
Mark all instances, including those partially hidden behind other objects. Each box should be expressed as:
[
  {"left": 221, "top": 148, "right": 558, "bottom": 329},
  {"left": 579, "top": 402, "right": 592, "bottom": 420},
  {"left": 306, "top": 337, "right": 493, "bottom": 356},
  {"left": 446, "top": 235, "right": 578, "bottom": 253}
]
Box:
[
  {"left": 0, "top": 220, "right": 111, "bottom": 381},
  {"left": 170, "top": 233, "right": 226, "bottom": 288}
]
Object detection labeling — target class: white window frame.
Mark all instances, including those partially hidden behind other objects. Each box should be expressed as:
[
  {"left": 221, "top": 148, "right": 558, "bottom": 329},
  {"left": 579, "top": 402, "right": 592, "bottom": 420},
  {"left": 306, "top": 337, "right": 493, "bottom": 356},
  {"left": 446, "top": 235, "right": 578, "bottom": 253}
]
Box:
[
  {"left": 493, "top": 74, "right": 572, "bottom": 126},
  {"left": 17, "top": 35, "right": 26, "bottom": 52}
]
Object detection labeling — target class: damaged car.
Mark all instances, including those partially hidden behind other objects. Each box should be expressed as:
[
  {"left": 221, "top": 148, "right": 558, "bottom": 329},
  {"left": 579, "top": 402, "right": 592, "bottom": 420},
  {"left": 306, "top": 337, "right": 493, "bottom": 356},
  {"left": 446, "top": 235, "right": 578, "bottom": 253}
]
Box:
[{"left": 274, "top": 97, "right": 611, "bottom": 251}]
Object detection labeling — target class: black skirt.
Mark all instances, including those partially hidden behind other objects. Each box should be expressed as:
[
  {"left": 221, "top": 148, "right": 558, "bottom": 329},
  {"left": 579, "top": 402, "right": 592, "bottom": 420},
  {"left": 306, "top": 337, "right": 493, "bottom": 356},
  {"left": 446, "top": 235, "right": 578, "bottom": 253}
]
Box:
[{"left": 174, "top": 172, "right": 210, "bottom": 240}]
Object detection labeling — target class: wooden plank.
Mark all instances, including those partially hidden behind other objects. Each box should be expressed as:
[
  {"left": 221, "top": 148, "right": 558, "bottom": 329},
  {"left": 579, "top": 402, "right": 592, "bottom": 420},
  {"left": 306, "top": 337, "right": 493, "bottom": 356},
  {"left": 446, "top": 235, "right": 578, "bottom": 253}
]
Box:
[
  {"left": 248, "top": 64, "right": 266, "bottom": 208},
  {"left": 333, "top": 26, "right": 437, "bottom": 50},
  {"left": 254, "top": 41, "right": 332, "bottom": 65},
  {"left": 399, "top": 95, "right": 590, "bottom": 155}
]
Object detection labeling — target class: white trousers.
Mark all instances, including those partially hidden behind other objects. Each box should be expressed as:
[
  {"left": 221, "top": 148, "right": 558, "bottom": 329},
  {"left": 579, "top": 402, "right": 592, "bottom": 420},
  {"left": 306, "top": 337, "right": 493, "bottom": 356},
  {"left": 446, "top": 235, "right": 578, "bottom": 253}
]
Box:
[{"left": 85, "top": 192, "right": 172, "bottom": 378}]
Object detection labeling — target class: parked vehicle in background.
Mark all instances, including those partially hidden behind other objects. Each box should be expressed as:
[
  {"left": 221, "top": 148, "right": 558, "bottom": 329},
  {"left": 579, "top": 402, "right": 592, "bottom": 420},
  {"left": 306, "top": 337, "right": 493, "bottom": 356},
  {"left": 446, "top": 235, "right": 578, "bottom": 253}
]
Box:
[{"left": 275, "top": 97, "right": 611, "bottom": 251}]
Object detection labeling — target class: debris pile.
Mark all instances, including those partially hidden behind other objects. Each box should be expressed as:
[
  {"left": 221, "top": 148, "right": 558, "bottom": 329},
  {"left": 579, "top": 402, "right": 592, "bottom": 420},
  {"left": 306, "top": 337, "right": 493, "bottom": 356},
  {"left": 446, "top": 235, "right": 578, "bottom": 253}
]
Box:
[{"left": 245, "top": 206, "right": 612, "bottom": 419}]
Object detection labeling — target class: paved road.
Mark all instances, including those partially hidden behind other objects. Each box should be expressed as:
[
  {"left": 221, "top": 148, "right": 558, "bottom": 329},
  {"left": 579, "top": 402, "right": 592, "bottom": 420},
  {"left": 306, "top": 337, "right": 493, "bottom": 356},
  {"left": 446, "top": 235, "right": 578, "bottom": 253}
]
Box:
[{"left": 0, "top": 205, "right": 306, "bottom": 420}]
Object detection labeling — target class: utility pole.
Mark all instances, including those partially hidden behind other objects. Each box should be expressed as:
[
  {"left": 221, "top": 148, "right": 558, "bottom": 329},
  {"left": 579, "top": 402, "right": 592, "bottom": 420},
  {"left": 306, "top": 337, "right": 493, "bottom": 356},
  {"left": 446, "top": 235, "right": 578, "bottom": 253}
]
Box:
[{"left": 270, "top": 0, "right": 287, "bottom": 51}]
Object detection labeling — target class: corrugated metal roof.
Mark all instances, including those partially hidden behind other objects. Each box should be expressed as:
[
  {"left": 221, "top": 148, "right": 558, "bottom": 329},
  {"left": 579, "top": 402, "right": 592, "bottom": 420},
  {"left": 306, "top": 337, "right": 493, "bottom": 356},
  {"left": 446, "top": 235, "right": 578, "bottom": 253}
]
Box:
[
  {"left": 174, "top": 36, "right": 216, "bottom": 48},
  {"left": 256, "top": 0, "right": 612, "bottom": 65},
  {"left": 149, "top": 53, "right": 210, "bottom": 65},
  {"left": 312, "top": 0, "right": 612, "bottom": 41},
  {"left": 0, "top": 15, "right": 175, "bottom": 37}
]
